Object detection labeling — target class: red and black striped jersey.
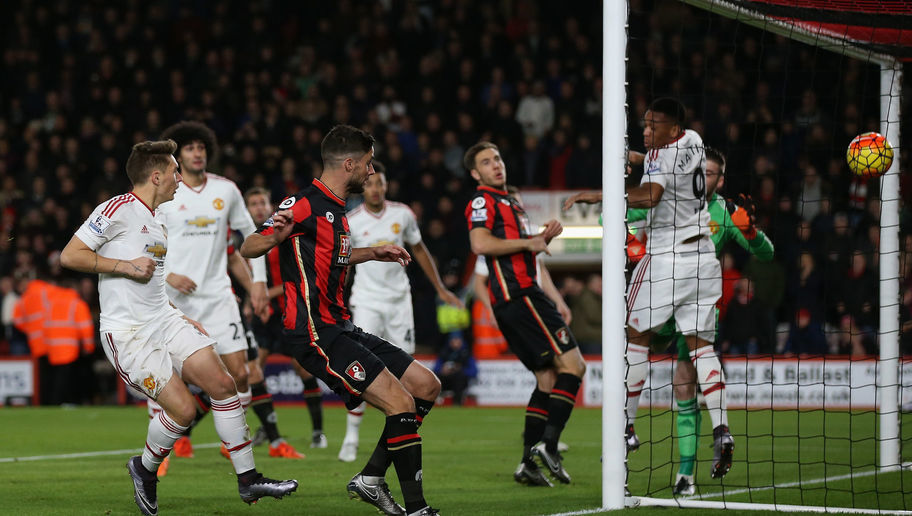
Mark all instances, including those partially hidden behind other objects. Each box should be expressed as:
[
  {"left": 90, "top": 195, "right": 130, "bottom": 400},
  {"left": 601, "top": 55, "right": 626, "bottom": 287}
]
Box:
[
  {"left": 265, "top": 245, "right": 284, "bottom": 317},
  {"left": 465, "top": 185, "right": 540, "bottom": 306},
  {"left": 256, "top": 179, "right": 354, "bottom": 341}
]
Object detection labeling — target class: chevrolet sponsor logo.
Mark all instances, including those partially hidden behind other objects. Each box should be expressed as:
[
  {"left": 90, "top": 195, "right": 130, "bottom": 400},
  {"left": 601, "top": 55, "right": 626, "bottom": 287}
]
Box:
[
  {"left": 145, "top": 243, "right": 167, "bottom": 259},
  {"left": 186, "top": 216, "right": 216, "bottom": 227}
]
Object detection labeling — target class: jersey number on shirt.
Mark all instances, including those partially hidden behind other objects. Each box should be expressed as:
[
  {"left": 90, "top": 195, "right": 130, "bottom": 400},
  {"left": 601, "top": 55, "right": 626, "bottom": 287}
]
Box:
[{"left": 692, "top": 168, "right": 706, "bottom": 212}]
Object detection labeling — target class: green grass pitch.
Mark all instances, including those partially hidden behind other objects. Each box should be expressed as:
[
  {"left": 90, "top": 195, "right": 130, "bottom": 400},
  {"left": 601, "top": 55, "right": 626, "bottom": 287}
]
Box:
[{"left": 1, "top": 405, "right": 910, "bottom": 515}]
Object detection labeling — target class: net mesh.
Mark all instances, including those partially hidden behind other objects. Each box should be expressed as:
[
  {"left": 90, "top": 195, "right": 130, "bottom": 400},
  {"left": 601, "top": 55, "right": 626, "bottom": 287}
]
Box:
[{"left": 624, "top": 0, "right": 909, "bottom": 510}]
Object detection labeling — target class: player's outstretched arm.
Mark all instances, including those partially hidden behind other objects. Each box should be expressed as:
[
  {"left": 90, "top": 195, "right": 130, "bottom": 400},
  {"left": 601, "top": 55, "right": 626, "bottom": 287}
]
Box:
[
  {"left": 626, "top": 182, "right": 665, "bottom": 209},
  {"left": 60, "top": 236, "right": 155, "bottom": 282},
  {"left": 240, "top": 209, "right": 293, "bottom": 258},
  {"left": 562, "top": 191, "right": 601, "bottom": 211},
  {"left": 351, "top": 245, "right": 411, "bottom": 266},
  {"left": 411, "top": 240, "right": 464, "bottom": 308}
]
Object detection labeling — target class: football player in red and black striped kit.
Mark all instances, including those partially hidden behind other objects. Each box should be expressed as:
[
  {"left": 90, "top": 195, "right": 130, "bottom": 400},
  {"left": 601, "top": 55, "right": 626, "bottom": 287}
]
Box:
[
  {"left": 464, "top": 141, "right": 586, "bottom": 487},
  {"left": 241, "top": 125, "right": 440, "bottom": 516}
]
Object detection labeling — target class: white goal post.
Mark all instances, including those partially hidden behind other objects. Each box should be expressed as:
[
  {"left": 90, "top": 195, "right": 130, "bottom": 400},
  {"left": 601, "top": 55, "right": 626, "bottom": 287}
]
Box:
[{"left": 601, "top": 0, "right": 905, "bottom": 512}]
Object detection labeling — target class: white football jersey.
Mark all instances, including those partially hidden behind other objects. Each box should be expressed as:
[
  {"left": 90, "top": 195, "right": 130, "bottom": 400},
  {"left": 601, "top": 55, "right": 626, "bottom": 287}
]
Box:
[
  {"left": 640, "top": 129, "right": 710, "bottom": 254},
  {"left": 157, "top": 173, "right": 265, "bottom": 307},
  {"left": 348, "top": 201, "right": 422, "bottom": 301},
  {"left": 75, "top": 193, "right": 172, "bottom": 331}
]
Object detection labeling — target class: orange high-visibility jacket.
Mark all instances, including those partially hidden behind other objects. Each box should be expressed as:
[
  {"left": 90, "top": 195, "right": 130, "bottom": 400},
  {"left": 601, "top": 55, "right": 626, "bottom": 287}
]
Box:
[
  {"left": 12, "top": 280, "right": 53, "bottom": 358},
  {"left": 471, "top": 299, "right": 508, "bottom": 359},
  {"left": 13, "top": 281, "right": 95, "bottom": 364}
]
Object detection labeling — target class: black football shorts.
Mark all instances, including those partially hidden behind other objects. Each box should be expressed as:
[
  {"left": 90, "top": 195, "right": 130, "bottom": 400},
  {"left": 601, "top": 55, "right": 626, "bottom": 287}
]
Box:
[
  {"left": 493, "top": 290, "right": 578, "bottom": 371},
  {"left": 287, "top": 327, "right": 415, "bottom": 409}
]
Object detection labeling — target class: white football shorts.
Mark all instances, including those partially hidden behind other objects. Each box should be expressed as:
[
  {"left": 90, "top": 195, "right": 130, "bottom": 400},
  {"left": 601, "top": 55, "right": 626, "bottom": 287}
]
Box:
[
  {"left": 350, "top": 293, "right": 415, "bottom": 354},
  {"left": 172, "top": 292, "right": 247, "bottom": 356},
  {"left": 101, "top": 307, "right": 215, "bottom": 400},
  {"left": 626, "top": 245, "right": 721, "bottom": 343}
]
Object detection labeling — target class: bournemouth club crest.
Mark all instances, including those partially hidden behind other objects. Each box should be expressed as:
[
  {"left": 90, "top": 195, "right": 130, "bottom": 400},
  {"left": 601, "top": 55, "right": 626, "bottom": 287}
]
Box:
[
  {"left": 555, "top": 327, "right": 571, "bottom": 345},
  {"left": 346, "top": 361, "right": 366, "bottom": 381}
]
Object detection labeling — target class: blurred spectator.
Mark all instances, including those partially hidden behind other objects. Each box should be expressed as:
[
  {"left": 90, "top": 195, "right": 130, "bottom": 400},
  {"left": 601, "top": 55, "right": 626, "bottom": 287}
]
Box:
[
  {"left": 784, "top": 308, "right": 828, "bottom": 355},
  {"left": 832, "top": 251, "right": 878, "bottom": 331},
  {"left": 516, "top": 80, "right": 555, "bottom": 139},
  {"left": 718, "top": 252, "right": 742, "bottom": 320},
  {"left": 785, "top": 251, "right": 825, "bottom": 323},
  {"left": 0, "top": 275, "right": 26, "bottom": 355},
  {"left": 798, "top": 165, "right": 825, "bottom": 222},
  {"left": 720, "top": 278, "right": 768, "bottom": 355},
  {"left": 568, "top": 274, "right": 602, "bottom": 355},
  {"left": 12, "top": 275, "right": 94, "bottom": 404},
  {"left": 433, "top": 331, "right": 478, "bottom": 406}
]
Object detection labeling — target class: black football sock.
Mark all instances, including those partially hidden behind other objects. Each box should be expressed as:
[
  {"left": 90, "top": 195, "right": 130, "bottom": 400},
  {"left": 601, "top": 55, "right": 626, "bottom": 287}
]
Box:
[
  {"left": 361, "top": 430, "right": 388, "bottom": 478},
  {"left": 524, "top": 389, "right": 550, "bottom": 463},
  {"left": 542, "top": 374, "right": 581, "bottom": 453},
  {"left": 378, "top": 397, "right": 435, "bottom": 471},
  {"left": 184, "top": 391, "right": 212, "bottom": 437},
  {"left": 384, "top": 413, "right": 426, "bottom": 514},
  {"left": 250, "top": 381, "right": 281, "bottom": 443},
  {"left": 302, "top": 377, "right": 324, "bottom": 433}
]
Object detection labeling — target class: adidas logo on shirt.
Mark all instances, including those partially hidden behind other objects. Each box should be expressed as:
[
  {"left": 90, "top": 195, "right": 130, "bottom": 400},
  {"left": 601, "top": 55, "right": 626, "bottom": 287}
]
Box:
[{"left": 140, "top": 225, "right": 149, "bottom": 234}]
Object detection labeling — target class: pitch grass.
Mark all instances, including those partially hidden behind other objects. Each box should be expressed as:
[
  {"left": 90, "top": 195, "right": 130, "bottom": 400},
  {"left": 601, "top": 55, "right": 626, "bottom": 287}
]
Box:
[{"left": 0, "top": 406, "right": 910, "bottom": 515}]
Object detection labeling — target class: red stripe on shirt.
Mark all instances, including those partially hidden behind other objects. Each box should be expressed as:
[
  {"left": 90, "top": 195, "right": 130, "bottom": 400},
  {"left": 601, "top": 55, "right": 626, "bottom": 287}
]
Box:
[
  {"left": 497, "top": 201, "right": 534, "bottom": 290},
  {"left": 314, "top": 217, "right": 336, "bottom": 325}
]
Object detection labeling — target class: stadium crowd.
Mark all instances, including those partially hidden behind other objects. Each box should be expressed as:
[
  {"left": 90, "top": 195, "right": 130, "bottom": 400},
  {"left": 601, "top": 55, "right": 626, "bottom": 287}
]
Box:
[{"left": 0, "top": 0, "right": 909, "bottom": 404}]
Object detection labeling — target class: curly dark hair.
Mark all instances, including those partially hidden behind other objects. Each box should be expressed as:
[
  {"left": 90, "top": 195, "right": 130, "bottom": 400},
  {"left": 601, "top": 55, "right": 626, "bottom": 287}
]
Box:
[{"left": 160, "top": 121, "right": 218, "bottom": 159}]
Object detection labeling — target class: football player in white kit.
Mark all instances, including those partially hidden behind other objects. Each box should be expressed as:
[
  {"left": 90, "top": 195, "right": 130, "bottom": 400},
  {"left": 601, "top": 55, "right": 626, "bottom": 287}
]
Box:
[
  {"left": 155, "top": 121, "right": 271, "bottom": 458},
  {"left": 565, "top": 98, "right": 733, "bottom": 480},
  {"left": 60, "top": 140, "right": 297, "bottom": 516},
  {"left": 339, "top": 163, "right": 464, "bottom": 462}
]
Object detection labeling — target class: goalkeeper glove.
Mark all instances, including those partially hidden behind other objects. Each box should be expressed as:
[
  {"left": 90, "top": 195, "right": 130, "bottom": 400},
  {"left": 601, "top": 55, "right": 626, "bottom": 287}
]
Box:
[
  {"left": 626, "top": 230, "right": 646, "bottom": 264},
  {"left": 726, "top": 193, "right": 758, "bottom": 240}
]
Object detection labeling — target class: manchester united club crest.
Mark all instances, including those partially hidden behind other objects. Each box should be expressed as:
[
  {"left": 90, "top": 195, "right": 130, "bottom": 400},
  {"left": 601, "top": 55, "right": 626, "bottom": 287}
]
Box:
[
  {"left": 143, "top": 375, "right": 156, "bottom": 393},
  {"left": 391, "top": 222, "right": 401, "bottom": 234},
  {"left": 555, "top": 327, "right": 571, "bottom": 345},
  {"left": 213, "top": 198, "right": 225, "bottom": 210},
  {"left": 346, "top": 361, "right": 366, "bottom": 381}
]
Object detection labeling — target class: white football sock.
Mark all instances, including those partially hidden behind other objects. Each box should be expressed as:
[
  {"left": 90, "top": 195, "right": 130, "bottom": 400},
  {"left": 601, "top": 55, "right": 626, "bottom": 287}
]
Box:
[
  {"left": 626, "top": 343, "right": 650, "bottom": 426},
  {"left": 142, "top": 410, "right": 187, "bottom": 472},
  {"left": 690, "top": 345, "right": 728, "bottom": 429},
  {"left": 343, "top": 402, "right": 365, "bottom": 445},
  {"left": 211, "top": 395, "right": 255, "bottom": 473},
  {"left": 237, "top": 388, "right": 252, "bottom": 411}
]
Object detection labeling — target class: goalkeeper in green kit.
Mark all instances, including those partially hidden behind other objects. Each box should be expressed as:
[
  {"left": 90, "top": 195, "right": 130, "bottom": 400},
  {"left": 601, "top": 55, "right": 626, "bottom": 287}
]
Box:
[{"left": 565, "top": 146, "right": 773, "bottom": 495}]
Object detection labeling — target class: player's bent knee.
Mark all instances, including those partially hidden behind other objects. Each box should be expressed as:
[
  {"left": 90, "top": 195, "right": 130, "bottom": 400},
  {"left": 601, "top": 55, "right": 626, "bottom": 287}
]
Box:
[
  {"left": 401, "top": 362, "right": 441, "bottom": 400},
  {"left": 170, "top": 403, "right": 196, "bottom": 427},
  {"left": 207, "top": 372, "right": 239, "bottom": 400},
  {"left": 423, "top": 370, "right": 442, "bottom": 399},
  {"left": 159, "top": 394, "right": 196, "bottom": 426}
]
